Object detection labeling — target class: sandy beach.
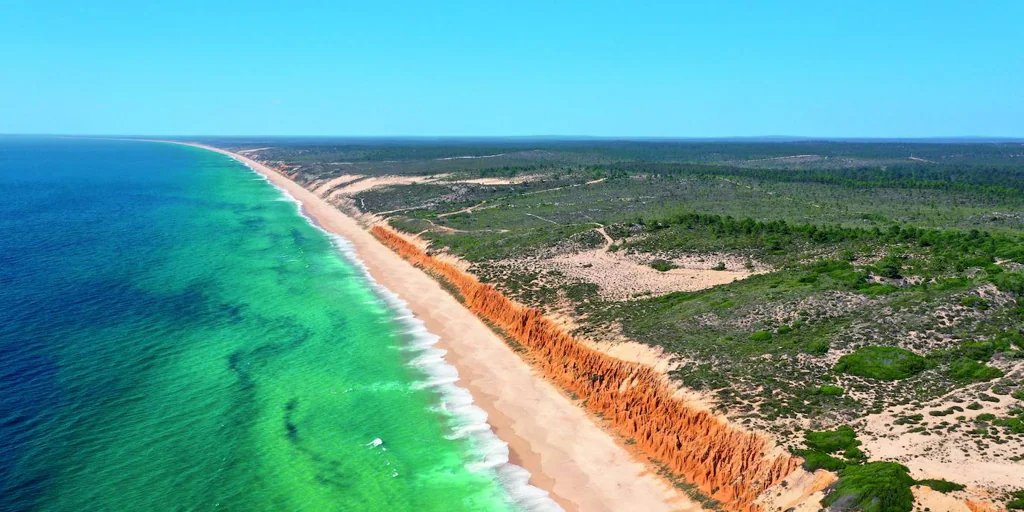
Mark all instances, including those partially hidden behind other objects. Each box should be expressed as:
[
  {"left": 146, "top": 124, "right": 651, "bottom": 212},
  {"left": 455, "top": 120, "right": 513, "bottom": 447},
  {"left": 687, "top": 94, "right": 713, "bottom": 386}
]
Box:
[{"left": 175, "top": 142, "right": 698, "bottom": 512}]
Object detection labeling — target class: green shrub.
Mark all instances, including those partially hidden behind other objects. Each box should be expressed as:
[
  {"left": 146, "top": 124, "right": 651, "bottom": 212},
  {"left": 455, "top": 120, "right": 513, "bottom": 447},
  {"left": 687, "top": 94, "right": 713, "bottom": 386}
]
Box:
[
  {"left": 805, "top": 425, "right": 860, "bottom": 453},
  {"left": 1008, "top": 489, "right": 1024, "bottom": 510},
  {"left": 916, "top": 479, "right": 966, "bottom": 493},
  {"left": 990, "top": 271, "right": 1024, "bottom": 295},
  {"left": 985, "top": 263, "right": 1005, "bottom": 275},
  {"left": 948, "top": 358, "right": 1004, "bottom": 382},
  {"left": 967, "top": 402, "right": 983, "bottom": 410},
  {"left": 960, "top": 295, "right": 990, "bottom": 310},
  {"left": 843, "top": 445, "right": 866, "bottom": 461},
  {"left": 806, "top": 339, "right": 831, "bottom": 355},
  {"left": 958, "top": 340, "right": 998, "bottom": 361},
  {"left": 893, "top": 414, "right": 923, "bottom": 425},
  {"left": 798, "top": 450, "right": 848, "bottom": 471},
  {"left": 650, "top": 259, "right": 678, "bottom": 272},
  {"left": 998, "top": 331, "right": 1024, "bottom": 350},
  {"left": 875, "top": 255, "right": 905, "bottom": 279},
  {"left": 834, "top": 346, "right": 929, "bottom": 381},
  {"left": 777, "top": 325, "right": 793, "bottom": 334},
  {"left": 977, "top": 413, "right": 996, "bottom": 421},
  {"left": 995, "top": 417, "right": 1024, "bottom": 433},
  {"left": 749, "top": 330, "right": 773, "bottom": 341},
  {"left": 712, "top": 261, "right": 726, "bottom": 271},
  {"left": 1012, "top": 390, "right": 1024, "bottom": 401},
  {"left": 823, "top": 462, "right": 915, "bottom": 512},
  {"left": 817, "top": 385, "right": 844, "bottom": 396}
]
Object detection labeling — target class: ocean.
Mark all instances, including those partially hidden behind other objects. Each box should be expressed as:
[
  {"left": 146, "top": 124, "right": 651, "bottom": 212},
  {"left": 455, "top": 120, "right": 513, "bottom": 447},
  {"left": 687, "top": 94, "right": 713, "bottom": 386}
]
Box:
[{"left": 0, "top": 138, "right": 551, "bottom": 511}]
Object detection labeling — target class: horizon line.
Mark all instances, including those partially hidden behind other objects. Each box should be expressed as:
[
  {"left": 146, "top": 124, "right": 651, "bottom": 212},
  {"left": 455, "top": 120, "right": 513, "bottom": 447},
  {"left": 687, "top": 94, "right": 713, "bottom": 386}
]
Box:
[{"left": 3, "top": 133, "right": 1024, "bottom": 143}]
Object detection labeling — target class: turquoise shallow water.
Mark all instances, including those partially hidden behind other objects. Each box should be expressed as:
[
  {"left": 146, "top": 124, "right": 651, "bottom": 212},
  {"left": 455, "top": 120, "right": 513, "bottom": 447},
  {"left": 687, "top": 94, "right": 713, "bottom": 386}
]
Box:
[{"left": 0, "top": 139, "right": 550, "bottom": 511}]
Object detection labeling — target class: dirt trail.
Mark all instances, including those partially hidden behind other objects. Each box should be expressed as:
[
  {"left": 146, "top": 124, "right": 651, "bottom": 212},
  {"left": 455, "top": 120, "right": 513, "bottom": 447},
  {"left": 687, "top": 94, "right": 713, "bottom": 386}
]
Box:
[
  {"left": 593, "top": 224, "right": 614, "bottom": 250},
  {"left": 438, "top": 200, "right": 491, "bottom": 218},
  {"left": 526, "top": 212, "right": 559, "bottom": 225},
  {"left": 523, "top": 177, "right": 607, "bottom": 197}
]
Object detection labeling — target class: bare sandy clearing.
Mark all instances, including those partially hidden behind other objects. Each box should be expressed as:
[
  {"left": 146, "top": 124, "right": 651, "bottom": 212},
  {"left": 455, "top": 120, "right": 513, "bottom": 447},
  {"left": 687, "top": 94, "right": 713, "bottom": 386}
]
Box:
[
  {"left": 537, "top": 248, "right": 761, "bottom": 301},
  {"left": 328, "top": 174, "right": 449, "bottom": 196},
  {"left": 442, "top": 175, "right": 541, "bottom": 185},
  {"left": 857, "top": 359, "right": 1024, "bottom": 492},
  {"left": 313, "top": 174, "right": 364, "bottom": 196}
]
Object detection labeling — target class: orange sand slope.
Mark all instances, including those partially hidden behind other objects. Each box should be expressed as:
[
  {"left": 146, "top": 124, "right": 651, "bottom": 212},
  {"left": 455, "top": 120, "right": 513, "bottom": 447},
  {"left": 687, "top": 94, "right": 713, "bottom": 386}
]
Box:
[{"left": 371, "top": 225, "right": 800, "bottom": 512}]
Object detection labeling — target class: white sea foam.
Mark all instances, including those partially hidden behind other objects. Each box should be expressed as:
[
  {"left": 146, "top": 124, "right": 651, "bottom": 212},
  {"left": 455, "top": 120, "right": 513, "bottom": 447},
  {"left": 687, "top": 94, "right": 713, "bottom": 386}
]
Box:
[{"left": 243, "top": 162, "right": 563, "bottom": 512}]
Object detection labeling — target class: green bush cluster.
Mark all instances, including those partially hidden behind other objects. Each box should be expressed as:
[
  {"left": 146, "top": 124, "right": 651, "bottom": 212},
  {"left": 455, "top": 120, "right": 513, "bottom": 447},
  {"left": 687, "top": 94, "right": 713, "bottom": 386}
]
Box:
[
  {"left": 822, "top": 462, "right": 915, "bottom": 512},
  {"left": 649, "top": 259, "right": 678, "bottom": 272},
  {"left": 1008, "top": 489, "right": 1024, "bottom": 510},
  {"left": 796, "top": 426, "right": 866, "bottom": 471},
  {"left": 957, "top": 340, "right": 1006, "bottom": 361},
  {"left": 800, "top": 451, "right": 848, "bottom": 471},
  {"left": 916, "top": 479, "right": 966, "bottom": 493},
  {"left": 632, "top": 211, "right": 1024, "bottom": 274},
  {"left": 834, "top": 346, "right": 929, "bottom": 381},
  {"left": 948, "top": 358, "right": 1004, "bottom": 382},
  {"left": 797, "top": 259, "right": 901, "bottom": 296},
  {"left": 960, "top": 295, "right": 990, "bottom": 310},
  {"left": 806, "top": 425, "right": 860, "bottom": 453},
  {"left": 995, "top": 417, "right": 1024, "bottom": 433},
  {"left": 893, "top": 414, "right": 923, "bottom": 425},
  {"left": 991, "top": 271, "right": 1024, "bottom": 295},
  {"left": 817, "top": 385, "right": 844, "bottom": 396}
]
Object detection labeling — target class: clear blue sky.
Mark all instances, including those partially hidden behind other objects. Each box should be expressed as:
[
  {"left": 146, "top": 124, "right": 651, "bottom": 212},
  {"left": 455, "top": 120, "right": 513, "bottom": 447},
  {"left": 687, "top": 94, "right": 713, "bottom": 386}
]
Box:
[{"left": 2, "top": 1, "right": 1021, "bottom": 137}]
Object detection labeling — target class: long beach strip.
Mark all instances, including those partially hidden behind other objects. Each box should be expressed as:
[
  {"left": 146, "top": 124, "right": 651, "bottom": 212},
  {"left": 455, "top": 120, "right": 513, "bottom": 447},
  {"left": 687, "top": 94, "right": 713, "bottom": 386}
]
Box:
[{"left": 175, "top": 142, "right": 697, "bottom": 512}]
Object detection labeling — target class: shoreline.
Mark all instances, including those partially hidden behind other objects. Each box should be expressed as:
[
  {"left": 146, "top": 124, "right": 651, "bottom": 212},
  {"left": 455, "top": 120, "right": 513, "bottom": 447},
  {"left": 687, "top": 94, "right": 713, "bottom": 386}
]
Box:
[{"left": 170, "top": 141, "right": 698, "bottom": 512}]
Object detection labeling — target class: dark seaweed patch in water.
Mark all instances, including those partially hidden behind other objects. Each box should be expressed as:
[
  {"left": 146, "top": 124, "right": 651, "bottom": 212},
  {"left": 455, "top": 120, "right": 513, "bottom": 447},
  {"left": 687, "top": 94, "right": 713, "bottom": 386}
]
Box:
[
  {"left": 284, "top": 398, "right": 299, "bottom": 443},
  {"left": 217, "top": 302, "right": 247, "bottom": 324},
  {"left": 278, "top": 397, "right": 350, "bottom": 490},
  {"left": 225, "top": 318, "right": 314, "bottom": 387},
  {"left": 239, "top": 216, "right": 264, "bottom": 229}
]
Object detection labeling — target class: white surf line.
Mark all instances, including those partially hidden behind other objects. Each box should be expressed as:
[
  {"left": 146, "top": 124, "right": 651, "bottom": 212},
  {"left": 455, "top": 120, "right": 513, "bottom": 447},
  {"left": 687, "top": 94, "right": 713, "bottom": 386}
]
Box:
[{"left": 153, "top": 139, "right": 564, "bottom": 512}]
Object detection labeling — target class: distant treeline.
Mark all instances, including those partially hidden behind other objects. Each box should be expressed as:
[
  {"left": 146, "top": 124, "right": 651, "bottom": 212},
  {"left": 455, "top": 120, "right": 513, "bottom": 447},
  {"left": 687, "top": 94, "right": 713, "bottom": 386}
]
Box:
[
  {"left": 602, "top": 162, "right": 1024, "bottom": 195},
  {"left": 238, "top": 139, "right": 1024, "bottom": 166},
  {"left": 622, "top": 211, "right": 1024, "bottom": 271}
]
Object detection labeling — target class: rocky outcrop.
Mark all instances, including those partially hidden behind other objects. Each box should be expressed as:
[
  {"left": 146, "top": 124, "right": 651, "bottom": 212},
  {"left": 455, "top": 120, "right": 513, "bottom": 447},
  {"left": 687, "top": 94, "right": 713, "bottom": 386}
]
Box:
[{"left": 371, "top": 225, "right": 801, "bottom": 511}]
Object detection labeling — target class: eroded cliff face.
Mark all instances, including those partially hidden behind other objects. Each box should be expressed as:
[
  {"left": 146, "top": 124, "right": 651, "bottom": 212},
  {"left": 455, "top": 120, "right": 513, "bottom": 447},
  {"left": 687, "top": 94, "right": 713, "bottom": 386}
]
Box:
[{"left": 371, "top": 225, "right": 801, "bottom": 512}]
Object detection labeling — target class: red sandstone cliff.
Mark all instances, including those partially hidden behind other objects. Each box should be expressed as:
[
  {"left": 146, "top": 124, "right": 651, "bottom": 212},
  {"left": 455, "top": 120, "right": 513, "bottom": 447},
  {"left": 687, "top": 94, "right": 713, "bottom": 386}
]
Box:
[{"left": 371, "top": 225, "right": 800, "bottom": 512}]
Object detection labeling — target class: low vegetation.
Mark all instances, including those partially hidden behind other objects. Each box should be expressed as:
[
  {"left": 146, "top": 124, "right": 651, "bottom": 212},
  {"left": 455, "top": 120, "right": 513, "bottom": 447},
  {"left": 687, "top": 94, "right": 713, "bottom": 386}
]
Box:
[
  {"left": 916, "top": 479, "right": 966, "bottom": 493},
  {"left": 833, "top": 346, "right": 930, "bottom": 381},
  {"left": 822, "top": 462, "right": 916, "bottom": 512}
]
